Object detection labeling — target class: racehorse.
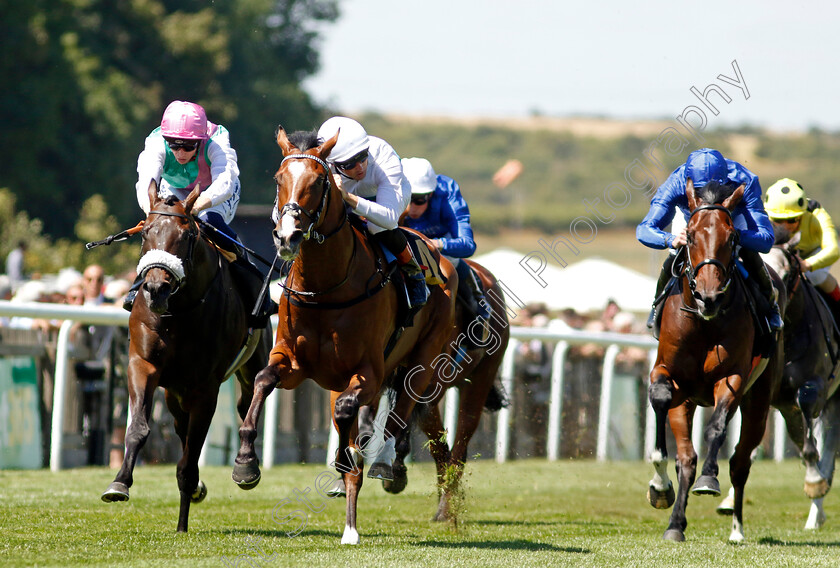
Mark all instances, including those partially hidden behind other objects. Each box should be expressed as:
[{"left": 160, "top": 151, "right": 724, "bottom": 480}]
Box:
[
  {"left": 101, "top": 181, "right": 272, "bottom": 533},
  {"left": 717, "top": 236, "right": 840, "bottom": 528},
  {"left": 342, "top": 259, "right": 510, "bottom": 522},
  {"left": 645, "top": 179, "right": 784, "bottom": 542},
  {"left": 232, "top": 127, "right": 457, "bottom": 544}
]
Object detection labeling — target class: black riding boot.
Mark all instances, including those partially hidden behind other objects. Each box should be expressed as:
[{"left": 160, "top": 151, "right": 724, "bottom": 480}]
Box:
[
  {"left": 647, "top": 253, "right": 677, "bottom": 329},
  {"left": 740, "top": 248, "right": 783, "bottom": 332},
  {"left": 455, "top": 260, "right": 489, "bottom": 319},
  {"left": 123, "top": 275, "right": 144, "bottom": 312},
  {"left": 374, "top": 229, "right": 428, "bottom": 309}
]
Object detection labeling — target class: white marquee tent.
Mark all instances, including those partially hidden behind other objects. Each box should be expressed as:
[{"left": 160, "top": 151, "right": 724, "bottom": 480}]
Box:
[{"left": 472, "top": 248, "right": 656, "bottom": 314}]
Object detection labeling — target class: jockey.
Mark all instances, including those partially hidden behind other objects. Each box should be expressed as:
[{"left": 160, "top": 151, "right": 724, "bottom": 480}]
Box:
[
  {"left": 400, "top": 157, "right": 489, "bottom": 320},
  {"left": 317, "top": 116, "right": 428, "bottom": 310},
  {"left": 764, "top": 178, "right": 840, "bottom": 314},
  {"left": 637, "top": 148, "right": 782, "bottom": 333},
  {"left": 126, "top": 100, "right": 273, "bottom": 325}
]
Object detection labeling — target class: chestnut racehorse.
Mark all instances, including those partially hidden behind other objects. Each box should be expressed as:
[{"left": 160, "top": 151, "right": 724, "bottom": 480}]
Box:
[
  {"left": 102, "top": 182, "right": 272, "bottom": 533},
  {"left": 232, "top": 127, "right": 457, "bottom": 544},
  {"left": 646, "top": 180, "right": 784, "bottom": 542}
]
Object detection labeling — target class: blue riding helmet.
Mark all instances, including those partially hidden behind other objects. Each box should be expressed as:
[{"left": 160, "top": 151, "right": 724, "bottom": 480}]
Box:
[{"left": 684, "top": 148, "right": 728, "bottom": 188}]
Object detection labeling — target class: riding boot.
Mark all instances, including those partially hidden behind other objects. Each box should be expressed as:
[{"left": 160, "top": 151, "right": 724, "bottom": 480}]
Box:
[
  {"left": 647, "top": 253, "right": 676, "bottom": 329},
  {"left": 740, "top": 248, "right": 783, "bottom": 332},
  {"left": 122, "top": 275, "right": 144, "bottom": 312},
  {"left": 374, "top": 229, "right": 428, "bottom": 310},
  {"left": 228, "top": 258, "right": 277, "bottom": 328},
  {"left": 455, "top": 260, "right": 490, "bottom": 319}
]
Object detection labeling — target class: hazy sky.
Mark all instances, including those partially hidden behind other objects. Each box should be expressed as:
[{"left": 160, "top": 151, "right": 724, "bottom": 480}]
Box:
[{"left": 304, "top": 0, "right": 839, "bottom": 132}]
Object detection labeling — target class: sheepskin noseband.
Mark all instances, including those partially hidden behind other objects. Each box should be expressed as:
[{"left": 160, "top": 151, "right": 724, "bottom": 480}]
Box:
[{"left": 137, "top": 249, "right": 186, "bottom": 290}]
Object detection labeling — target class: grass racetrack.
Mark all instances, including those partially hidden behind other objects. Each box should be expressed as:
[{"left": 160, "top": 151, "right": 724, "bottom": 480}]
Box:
[{"left": 1, "top": 459, "right": 838, "bottom": 567}]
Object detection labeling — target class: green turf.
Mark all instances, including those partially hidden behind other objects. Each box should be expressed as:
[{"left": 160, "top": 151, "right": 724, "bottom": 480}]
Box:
[{"left": 0, "top": 459, "right": 837, "bottom": 567}]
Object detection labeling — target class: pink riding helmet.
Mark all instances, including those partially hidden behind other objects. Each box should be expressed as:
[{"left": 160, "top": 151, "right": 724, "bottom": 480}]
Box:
[{"left": 160, "top": 101, "right": 208, "bottom": 140}]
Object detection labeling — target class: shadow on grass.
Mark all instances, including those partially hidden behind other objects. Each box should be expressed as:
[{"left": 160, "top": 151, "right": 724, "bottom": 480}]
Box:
[
  {"left": 219, "top": 527, "right": 391, "bottom": 539},
  {"left": 757, "top": 537, "right": 840, "bottom": 548},
  {"left": 416, "top": 539, "right": 588, "bottom": 553},
  {"left": 474, "top": 519, "right": 612, "bottom": 528}
]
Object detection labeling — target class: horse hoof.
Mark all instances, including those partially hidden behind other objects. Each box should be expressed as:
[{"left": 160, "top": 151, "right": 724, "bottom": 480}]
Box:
[
  {"left": 647, "top": 482, "right": 675, "bottom": 509},
  {"left": 804, "top": 479, "right": 830, "bottom": 500},
  {"left": 232, "top": 462, "right": 261, "bottom": 490},
  {"left": 382, "top": 465, "right": 408, "bottom": 494},
  {"left": 191, "top": 480, "right": 207, "bottom": 503},
  {"left": 101, "top": 482, "right": 130, "bottom": 502},
  {"left": 691, "top": 475, "right": 721, "bottom": 496},
  {"left": 326, "top": 478, "right": 346, "bottom": 498},
  {"left": 663, "top": 529, "right": 685, "bottom": 542},
  {"left": 716, "top": 495, "right": 735, "bottom": 516},
  {"left": 367, "top": 462, "right": 393, "bottom": 481}
]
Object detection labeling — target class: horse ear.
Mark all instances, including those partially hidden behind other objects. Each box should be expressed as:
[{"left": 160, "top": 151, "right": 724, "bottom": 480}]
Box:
[
  {"left": 184, "top": 184, "right": 201, "bottom": 215},
  {"left": 685, "top": 178, "right": 698, "bottom": 210},
  {"left": 722, "top": 184, "right": 745, "bottom": 211},
  {"left": 276, "top": 125, "right": 297, "bottom": 156},
  {"left": 319, "top": 128, "right": 339, "bottom": 161},
  {"left": 147, "top": 179, "right": 160, "bottom": 211}
]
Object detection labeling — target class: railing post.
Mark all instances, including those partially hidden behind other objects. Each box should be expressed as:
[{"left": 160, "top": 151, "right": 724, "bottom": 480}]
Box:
[
  {"left": 644, "top": 348, "right": 657, "bottom": 459},
  {"left": 546, "top": 341, "right": 569, "bottom": 461},
  {"left": 444, "top": 387, "right": 460, "bottom": 450},
  {"left": 596, "top": 344, "right": 620, "bottom": 461},
  {"left": 49, "top": 319, "right": 74, "bottom": 472},
  {"left": 495, "top": 338, "right": 519, "bottom": 463}
]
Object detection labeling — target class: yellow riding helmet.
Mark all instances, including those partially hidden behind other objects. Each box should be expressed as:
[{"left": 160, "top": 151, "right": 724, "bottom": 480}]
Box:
[{"left": 765, "top": 178, "right": 807, "bottom": 220}]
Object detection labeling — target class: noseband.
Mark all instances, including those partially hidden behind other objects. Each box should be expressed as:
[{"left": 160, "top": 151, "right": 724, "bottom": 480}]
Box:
[
  {"left": 278, "top": 153, "right": 345, "bottom": 244},
  {"left": 137, "top": 210, "right": 199, "bottom": 295},
  {"left": 684, "top": 204, "right": 739, "bottom": 296}
]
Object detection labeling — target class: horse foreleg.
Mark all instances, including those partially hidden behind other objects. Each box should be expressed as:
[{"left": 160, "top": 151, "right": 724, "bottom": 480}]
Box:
[
  {"left": 800, "top": 378, "right": 829, "bottom": 498},
  {"left": 662, "top": 401, "right": 697, "bottom": 542},
  {"left": 693, "top": 380, "right": 742, "bottom": 497},
  {"left": 102, "top": 361, "right": 158, "bottom": 503},
  {"left": 233, "top": 363, "right": 282, "bottom": 489},
  {"left": 728, "top": 386, "right": 771, "bottom": 543},
  {"left": 647, "top": 365, "right": 675, "bottom": 509},
  {"left": 173, "top": 394, "right": 217, "bottom": 533},
  {"left": 807, "top": 396, "right": 840, "bottom": 529},
  {"left": 333, "top": 381, "right": 364, "bottom": 545}
]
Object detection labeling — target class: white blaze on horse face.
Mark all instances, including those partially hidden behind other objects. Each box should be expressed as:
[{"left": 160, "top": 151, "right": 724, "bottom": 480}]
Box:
[{"left": 278, "top": 161, "right": 307, "bottom": 241}]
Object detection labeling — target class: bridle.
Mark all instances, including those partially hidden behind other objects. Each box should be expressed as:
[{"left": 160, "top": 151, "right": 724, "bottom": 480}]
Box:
[
  {"left": 138, "top": 210, "right": 200, "bottom": 296},
  {"left": 276, "top": 153, "right": 346, "bottom": 244},
  {"left": 684, "top": 204, "right": 739, "bottom": 297}
]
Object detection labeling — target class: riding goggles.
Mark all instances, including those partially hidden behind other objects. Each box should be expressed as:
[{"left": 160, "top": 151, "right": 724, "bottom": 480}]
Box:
[
  {"left": 166, "top": 139, "right": 199, "bottom": 152},
  {"left": 411, "top": 195, "right": 430, "bottom": 205},
  {"left": 335, "top": 150, "right": 369, "bottom": 171}
]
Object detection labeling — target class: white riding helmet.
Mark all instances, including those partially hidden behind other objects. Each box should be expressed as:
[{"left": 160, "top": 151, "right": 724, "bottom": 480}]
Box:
[
  {"left": 317, "top": 116, "right": 370, "bottom": 163},
  {"left": 401, "top": 157, "right": 438, "bottom": 195}
]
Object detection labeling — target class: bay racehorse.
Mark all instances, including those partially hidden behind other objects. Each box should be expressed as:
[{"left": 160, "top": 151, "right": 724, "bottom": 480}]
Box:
[
  {"left": 101, "top": 181, "right": 272, "bottom": 533},
  {"left": 718, "top": 236, "right": 840, "bottom": 528},
  {"left": 232, "top": 127, "right": 457, "bottom": 544},
  {"left": 646, "top": 179, "right": 784, "bottom": 542},
  {"left": 343, "top": 259, "right": 510, "bottom": 523}
]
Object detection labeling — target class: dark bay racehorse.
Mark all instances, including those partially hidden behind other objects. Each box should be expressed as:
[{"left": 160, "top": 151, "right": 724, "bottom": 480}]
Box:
[
  {"left": 718, "top": 238, "right": 840, "bottom": 528},
  {"left": 232, "top": 127, "right": 457, "bottom": 544},
  {"left": 646, "top": 180, "right": 784, "bottom": 542},
  {"left": 101, "top": 182, "right": 272, "bottom": 533},
  {"left": 356, "top": 260, "right": 510, "bottom": 522}
]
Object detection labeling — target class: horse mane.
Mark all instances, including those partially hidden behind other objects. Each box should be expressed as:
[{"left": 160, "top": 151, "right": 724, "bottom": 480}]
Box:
[
  {"left": 287, "top": 130, "right": 320, "bottom": 151},
  {"left": 162, "top": 195, "right": 180, "bottom": 207},
  {"left": 695, "top": 180, "right": 734, "bottom": 206}
]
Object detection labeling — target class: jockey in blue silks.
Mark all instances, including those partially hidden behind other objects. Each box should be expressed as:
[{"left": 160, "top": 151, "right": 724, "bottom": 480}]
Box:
[
  {"left": 637, "top": 148, "right": 782, "bottom": 333},
  {"left": 401, "top": 157, "right": 489, "bottom": 320}
]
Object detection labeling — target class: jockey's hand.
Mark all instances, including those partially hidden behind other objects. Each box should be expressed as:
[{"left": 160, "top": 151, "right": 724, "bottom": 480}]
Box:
[
  {"left": 797, "top": 256, "right": 812, "bottom": 272},
  {"left": 339, "top": 186, "right": 359, "bottom": 209},
  {"left": 192, "top": 194, "right": 213, "bottom": 213},
  {"left": 671, "top": 228, "right": 688, "bottom": 248}
]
